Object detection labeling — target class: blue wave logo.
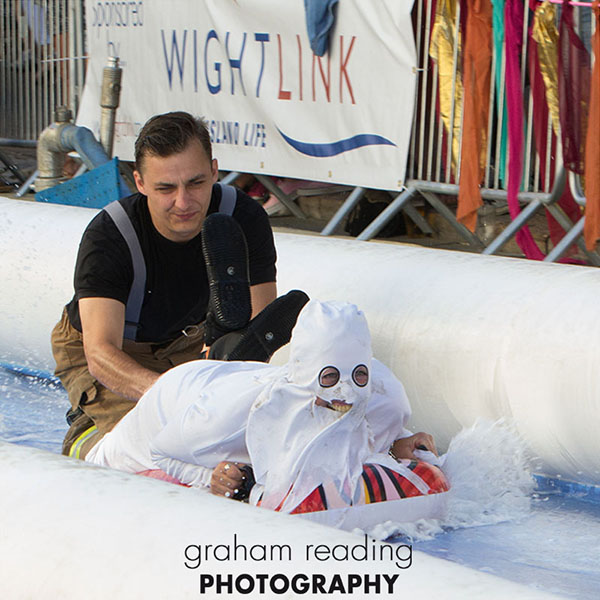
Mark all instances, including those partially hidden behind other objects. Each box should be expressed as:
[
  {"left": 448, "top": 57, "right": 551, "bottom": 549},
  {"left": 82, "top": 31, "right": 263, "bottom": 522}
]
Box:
[{"left": 277, "top": 128, "right": 396, "bottom": 157}]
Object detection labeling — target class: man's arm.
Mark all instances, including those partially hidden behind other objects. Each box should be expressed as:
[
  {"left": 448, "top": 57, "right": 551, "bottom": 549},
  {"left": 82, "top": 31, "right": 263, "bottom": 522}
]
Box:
[
  {"left": 250, "top": 281, "right": 277, "bottom": 317},
  {"left": 79, "top": 297, "right": 160, "bottom": 401}
]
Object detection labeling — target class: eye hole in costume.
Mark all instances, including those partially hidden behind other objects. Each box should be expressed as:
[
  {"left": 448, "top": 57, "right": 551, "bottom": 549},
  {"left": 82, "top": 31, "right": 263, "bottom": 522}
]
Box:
[
  {"left": 352, "top": 364, "right": 369, "bottom": 387},
  {"left": 319, "top": 366, "right": 340, "bottom": 388}
]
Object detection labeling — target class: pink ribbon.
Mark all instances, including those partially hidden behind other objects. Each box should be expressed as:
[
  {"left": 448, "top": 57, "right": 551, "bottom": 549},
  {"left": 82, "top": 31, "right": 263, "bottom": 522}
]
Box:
[{"left": 504, "top": 0, "right": 545, "bottom": 259}]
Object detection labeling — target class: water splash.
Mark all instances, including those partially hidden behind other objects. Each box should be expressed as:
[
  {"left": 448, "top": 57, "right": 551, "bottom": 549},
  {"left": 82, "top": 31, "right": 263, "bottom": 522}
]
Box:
[
  {"left": 443, "top": 418, "right": 533, "bottom": 529},
  {"left": 364, "top": 419, "right": 534, "bottom": 541}
]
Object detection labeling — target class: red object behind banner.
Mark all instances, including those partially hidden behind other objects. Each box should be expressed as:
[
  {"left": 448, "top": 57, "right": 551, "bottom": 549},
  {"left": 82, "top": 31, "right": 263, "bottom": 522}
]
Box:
[{"left": 584, "top": 2, "right": 600, "bottom": 251}]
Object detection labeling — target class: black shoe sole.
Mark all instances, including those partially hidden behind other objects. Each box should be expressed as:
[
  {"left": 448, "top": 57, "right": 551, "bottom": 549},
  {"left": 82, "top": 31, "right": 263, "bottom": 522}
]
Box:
[
  {"left": 202, "top": 213, "right": 252, "bottom": 345},
  {"left": 208, "top": 290, "right": 310, "bottom": 362}
]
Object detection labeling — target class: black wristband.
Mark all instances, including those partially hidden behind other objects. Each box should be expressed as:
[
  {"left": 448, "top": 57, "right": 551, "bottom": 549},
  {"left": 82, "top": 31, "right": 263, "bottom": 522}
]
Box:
[{"left": 233, "top": 465, "right": 256, "bottom": 502}]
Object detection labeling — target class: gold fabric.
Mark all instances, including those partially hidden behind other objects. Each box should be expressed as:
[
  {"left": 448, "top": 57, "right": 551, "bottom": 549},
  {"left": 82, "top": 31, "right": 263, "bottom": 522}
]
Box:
[
  {"left": 532, "top": 3, "right": 560, "bottom": 135},
  {"left": 429, "top": 0, "right": 463, "bottom": 175}
]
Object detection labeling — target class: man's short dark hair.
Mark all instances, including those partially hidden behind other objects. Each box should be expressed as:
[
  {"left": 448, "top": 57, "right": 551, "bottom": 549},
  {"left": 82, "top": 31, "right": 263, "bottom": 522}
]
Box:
[{"left": 134, "top": 111, "right": 212, "bottom": 171}]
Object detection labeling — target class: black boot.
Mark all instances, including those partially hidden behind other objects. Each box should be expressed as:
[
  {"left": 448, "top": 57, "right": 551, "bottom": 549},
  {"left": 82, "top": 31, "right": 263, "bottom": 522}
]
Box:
[
  {"left": 202, "top": 213, "right": 252, "bottom": 346},
  {"left": 208, "top": 290, "right": 309, "bottom": 362}
]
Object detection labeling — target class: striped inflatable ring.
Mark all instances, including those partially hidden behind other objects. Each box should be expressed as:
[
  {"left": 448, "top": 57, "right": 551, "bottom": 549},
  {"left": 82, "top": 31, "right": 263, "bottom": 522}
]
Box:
[{"left": 290, "top": 460, "right": 449, "bottom": 514}]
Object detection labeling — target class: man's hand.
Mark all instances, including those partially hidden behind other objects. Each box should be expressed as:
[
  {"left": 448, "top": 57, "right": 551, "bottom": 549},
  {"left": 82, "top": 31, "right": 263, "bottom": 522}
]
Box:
[
  {"left": 390, "top": 432, "right": 438, "bottom": 461},
  {"left": 210, "top": 461, "right": 248, "bottom": 498}
]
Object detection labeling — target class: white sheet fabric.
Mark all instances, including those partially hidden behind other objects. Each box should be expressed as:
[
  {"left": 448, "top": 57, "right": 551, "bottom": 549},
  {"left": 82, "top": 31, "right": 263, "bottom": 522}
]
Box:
[
  {"left": 86, "top": 300, "right": 413, "bottom": 510},
  {"left": 86, "top": 360, "right": 276, "bottom": 486},
  {"left": 247, "top": 301, "right": 410, "bottom": 512}
]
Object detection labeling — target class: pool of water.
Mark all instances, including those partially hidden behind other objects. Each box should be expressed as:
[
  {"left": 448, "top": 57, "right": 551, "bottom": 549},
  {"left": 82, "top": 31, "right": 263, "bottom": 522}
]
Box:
[
  {"left": 0, "top": 367, "right": 67, "bottom": 453},
  {"left": 402, "top": 493, "right": 600, "bottom": 598}
]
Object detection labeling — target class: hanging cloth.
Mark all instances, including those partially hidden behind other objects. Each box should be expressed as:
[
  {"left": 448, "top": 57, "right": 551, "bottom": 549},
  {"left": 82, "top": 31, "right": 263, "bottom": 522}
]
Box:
[
  {"left": 584, "top": 1, "right": 600, "bottom": 250},
  {"left": 430, "top": 0, "right": 464, "bottom": 176},
  {"left": 528, "top": 0, "right": 581, "bottom": 257},
  {"left": 491, "top": 0, "right": 508, "bottom": 185},
  {"left": 528, "top": 1, "right": 553, "bottom": 189},
  {"left": 504, "top": 0, "right": 545, "bottom": 259},
  {"left": 457, "top": 0, "right": 493, "bottom": 231},
  {"left": 304, "top": 0, "right": 339, "bottom": 57},
  {"left": 558, "top": 0, "right": 591, "bottom": 175},
  {"left": 531, "top": 2, "right": 561, "bottom": 135}
]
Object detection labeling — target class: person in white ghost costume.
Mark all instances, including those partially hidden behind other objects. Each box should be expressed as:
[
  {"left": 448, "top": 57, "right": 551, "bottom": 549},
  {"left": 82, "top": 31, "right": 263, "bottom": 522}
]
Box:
[{"left": 86, "top": 300, "right": 438, "bottom": 511}]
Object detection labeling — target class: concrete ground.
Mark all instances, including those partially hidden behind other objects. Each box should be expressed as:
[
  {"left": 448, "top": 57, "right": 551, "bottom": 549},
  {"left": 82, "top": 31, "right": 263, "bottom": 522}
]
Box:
[{"left": 0, "top": 143, "right": 586, "bottom": 264}]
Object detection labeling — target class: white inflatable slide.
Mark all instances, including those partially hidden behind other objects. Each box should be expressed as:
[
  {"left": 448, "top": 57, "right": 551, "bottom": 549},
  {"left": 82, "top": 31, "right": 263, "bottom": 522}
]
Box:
[{"left": 0, "top": 196, "right": 594, "bottom": 598}]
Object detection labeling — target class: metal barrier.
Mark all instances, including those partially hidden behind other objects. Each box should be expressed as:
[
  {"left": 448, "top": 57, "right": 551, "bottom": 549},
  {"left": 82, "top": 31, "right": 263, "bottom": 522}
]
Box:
[
  {"left": 409, "top": 0, "right": 555, "bottom": 194},
  {"left": 0, "top": 0, "right": 86, "bottom": 141}
]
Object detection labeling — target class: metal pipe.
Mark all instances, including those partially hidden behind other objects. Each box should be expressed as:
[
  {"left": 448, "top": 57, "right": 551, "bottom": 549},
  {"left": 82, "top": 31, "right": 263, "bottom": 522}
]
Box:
[
  {"left": 568, "top": 170, "right": 587, "bottom": 207},
  {"left": 0, "top": 138, "right": 37, "bottom": 147},
  {"left": 35, "top": 107, "right": 111, "bottom": 192},
  {"left": 544, "top": 217, "right": 586, "bottom": 263},
  {"left": 482, "top": 199, "right": 542, "bottom": 255},
  {"left": 99, "top": 56, "right": 123, "bottom": 158},
  {"left": 419, "top": 190, "right": 484, "bottom": 248},
  {"left": 16, "top": 170, "right": 39, "bottom": 198},
  {"left": 544, "top": 204, "right": 600, "bottom": 266},
  {"left": 402, "top": 202, "right": 435, "bottom": 235},
  {"left": 407, "top": 178, "right": 552, "bottom": 203},
  {"left": 320, "top": 186, "right": 365, "bottom": 236},
  {"left": 254, "top": 175, "right": 306, "bottom": 219},
  {"left": 219, "top": 171, "right": 241, "bottom": 185},
  {"left": 357, "top": 187, "right": 418, "bottom": 241},
  {"left": 35, "top": 107, "right": 72, "bottom": 191}
]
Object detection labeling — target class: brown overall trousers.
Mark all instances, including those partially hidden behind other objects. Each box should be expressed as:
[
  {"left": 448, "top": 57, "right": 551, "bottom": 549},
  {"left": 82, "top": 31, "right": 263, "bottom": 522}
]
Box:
[{"left": 51, "top": 308, "right": 206, "bottom": 459}]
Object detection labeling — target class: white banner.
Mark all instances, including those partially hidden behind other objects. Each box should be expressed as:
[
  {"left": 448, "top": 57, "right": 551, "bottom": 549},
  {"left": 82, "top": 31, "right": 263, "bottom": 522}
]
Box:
[{"left": 78, "top": 0, "right": 417, "bottom": 190}]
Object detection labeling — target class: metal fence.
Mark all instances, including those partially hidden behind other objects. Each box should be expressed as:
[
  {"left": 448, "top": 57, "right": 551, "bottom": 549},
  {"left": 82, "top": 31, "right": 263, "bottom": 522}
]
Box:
[
  {"left": 412, "top": 0, "right": 532, "bottom": 193},
  {"left": 411, "top": 0, "right": 595, "bottom": 194},
  {"left": 0, "top": 0, "right": 86, "bottom": 141}
]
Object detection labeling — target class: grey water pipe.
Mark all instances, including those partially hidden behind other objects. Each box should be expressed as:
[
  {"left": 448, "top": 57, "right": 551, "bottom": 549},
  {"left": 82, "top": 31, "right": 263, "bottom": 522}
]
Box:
[
  {"left": 35, "top": 107, "right": 111, "bottom": 192},
  {"left": 100, "top": 56, "right": 123, "bottom": 158},
  {"left": 35, "top": 55, "right": 123, "bottom": 192},
  {"left": 0, "top": 139, "right": 37, "bottom": 148}
]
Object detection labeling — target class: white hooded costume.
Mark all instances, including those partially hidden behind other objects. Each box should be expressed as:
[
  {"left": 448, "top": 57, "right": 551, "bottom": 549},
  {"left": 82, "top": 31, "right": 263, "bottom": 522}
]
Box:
[{"left": 86, "top": 300, "right": 414, "bottom": 511}]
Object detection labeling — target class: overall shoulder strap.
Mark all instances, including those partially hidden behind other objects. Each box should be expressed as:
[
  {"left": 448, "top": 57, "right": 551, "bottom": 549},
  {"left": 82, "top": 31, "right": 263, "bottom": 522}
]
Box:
[
  {"left": 217, "top": 182, "right": 237, "bottom": 216},
  {"left": 103, "top": 186, "right": 237, "bottom": 341},
  {"left": 103, "top": 200, "right": 146, "bottom": 341}
]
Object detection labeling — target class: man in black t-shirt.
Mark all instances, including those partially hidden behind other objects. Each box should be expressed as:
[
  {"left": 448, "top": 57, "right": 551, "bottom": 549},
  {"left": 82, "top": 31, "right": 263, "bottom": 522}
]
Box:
[{"left": 52, "top": 112, "right": 294, "bottom": 460}]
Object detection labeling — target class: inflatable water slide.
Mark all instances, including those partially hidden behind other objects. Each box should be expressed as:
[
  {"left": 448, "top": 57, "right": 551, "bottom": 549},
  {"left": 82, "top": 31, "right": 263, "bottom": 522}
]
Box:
[{"left": 1, "top": 197, "right": 599, "bottom": 599}]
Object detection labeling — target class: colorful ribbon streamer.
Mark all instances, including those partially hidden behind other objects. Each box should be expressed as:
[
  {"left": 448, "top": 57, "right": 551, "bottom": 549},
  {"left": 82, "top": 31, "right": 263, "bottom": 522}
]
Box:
[
  {"left": 457, "top": 0, "right": 493, "bottom": 231},
  {"left": 558, "top": 0, "right": 591, "bottom": 175},
  {"left": 504, "top": 0, "right": 545, "bottom": 259},
  {"left": 491, "top": 0, "right": 508, "bottom": 184},
  {"left": 531, "top": 2, "right": 561, "bottom": 135},
  {"left": 584, "top": 1, "right": 600, "bottom": 250},
  {"left": 529, "top": 0, "right": 582, "bottom": 258},
  {"left": 430, "top": 0, "right": 464, "bottom": 176}
]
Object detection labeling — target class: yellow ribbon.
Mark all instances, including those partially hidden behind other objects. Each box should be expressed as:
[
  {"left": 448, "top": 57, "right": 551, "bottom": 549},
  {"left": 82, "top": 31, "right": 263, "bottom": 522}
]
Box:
[
  {"left": 532, "top": 3, "right": 560, "bottom": 135},
  {"left": 429, "top": 0, "right": 464, "bottom": 175}
]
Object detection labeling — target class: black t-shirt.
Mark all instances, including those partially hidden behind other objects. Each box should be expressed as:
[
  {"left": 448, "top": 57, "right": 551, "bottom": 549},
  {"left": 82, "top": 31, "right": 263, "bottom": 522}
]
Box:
[{"left": 66, "top": 185, "right": 276, "bottom": 343}]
